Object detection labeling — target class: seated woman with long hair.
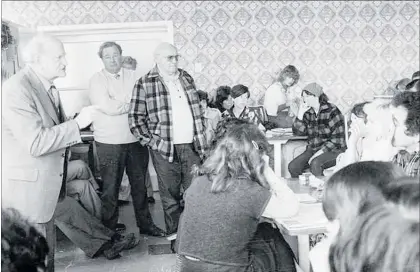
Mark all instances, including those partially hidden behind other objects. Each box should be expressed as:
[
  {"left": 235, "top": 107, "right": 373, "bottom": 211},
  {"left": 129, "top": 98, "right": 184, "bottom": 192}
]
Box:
[
  {"left": 329, "top": 176, "right": 419, "bottom": 272},
  {"left": 176, "top": 122, "right": 299, "bottom": 272},
  {"left": 210, "top": 85, "right": 234, "bottom": 114},
  {"left": 263, "top": 65, "right": 300, "bottom": 128}
]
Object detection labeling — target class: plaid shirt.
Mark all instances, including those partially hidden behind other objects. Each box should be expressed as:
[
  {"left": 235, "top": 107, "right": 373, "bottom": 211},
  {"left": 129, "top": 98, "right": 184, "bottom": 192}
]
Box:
[
  {"left": 393, "top": 150, "right": 420, "bottom": 177},
  {"left": 128, "top": 66, "right": 207, "bottom": 162},
  {"left": 222, "top": 106, "right": 268, "bottom": 128},
  {"left": 293, "top": 102, "right": 346, "bottom": 152}
]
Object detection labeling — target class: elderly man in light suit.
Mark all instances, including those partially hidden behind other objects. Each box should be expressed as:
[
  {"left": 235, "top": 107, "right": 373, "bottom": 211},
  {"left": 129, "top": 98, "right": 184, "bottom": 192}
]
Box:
[{"left": 2, "top": 34, "right": 140, "bottom": 269}]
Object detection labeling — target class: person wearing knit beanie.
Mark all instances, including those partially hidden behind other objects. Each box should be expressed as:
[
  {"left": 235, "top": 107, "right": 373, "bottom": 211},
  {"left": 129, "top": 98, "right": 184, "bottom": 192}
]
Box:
[{"left": 288, "top": 82, "right": 346, "bottom": 178}]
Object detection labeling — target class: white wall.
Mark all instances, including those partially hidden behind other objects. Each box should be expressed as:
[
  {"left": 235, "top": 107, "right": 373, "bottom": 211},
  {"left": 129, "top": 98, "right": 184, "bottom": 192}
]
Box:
[{"left": 18, "top": 21, "right": 174, "bottom": 116}]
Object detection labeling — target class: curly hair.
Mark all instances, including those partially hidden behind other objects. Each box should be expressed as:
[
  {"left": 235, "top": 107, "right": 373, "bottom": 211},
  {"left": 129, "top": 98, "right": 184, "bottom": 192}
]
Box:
[
  {"left": 391, "top": 90, "right": 420, "bottom": 136},
  {"left": 275, "top": 65, "right": 300, "bottom": 86},
  {"left": 193, "top": 122, "right": 270, "bottom": 193},
  {"left": 1, "top": 208, "right": 49, "bottom": 272},
  {"left": 209, "top": 117, "right": 250, "bottom": 149},
  {"left": 211, "top": 86, "right": 232, "bottom": 112}
]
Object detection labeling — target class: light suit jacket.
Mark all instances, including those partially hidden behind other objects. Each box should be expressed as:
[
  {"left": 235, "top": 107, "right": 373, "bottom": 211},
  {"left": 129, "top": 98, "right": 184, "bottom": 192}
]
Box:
[{"left": 1, "top": 66, "right": 81, "bottom": 223}]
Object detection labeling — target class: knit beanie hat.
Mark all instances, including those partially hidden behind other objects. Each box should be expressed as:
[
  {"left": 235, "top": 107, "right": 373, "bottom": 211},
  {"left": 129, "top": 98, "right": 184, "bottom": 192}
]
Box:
[{"left": 303, "top": 82, "right": 323, "bottom": 97}]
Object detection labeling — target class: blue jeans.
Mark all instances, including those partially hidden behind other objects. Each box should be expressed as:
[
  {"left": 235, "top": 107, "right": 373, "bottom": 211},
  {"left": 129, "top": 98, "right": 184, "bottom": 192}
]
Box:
[
  {"left": 288, "top": 146, "right": 340, "bottom": 178},
  {"left": 150, "top": 144, "right": 201, "bottom": 234},
  {"left": 96, "top": 141, "right": 151, "bottom": 230}
]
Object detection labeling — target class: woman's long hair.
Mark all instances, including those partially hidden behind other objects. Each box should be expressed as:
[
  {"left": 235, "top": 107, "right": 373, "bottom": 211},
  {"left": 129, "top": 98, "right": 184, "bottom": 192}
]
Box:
[
  {"left": 192, "top": 123, "right": 270, "bottom": 193},
  {"left": 274, "top": 65, "right": 300, "bottom": 85},
  {"left": 211, "top": 85, "right": 231, "bottom": 113}
]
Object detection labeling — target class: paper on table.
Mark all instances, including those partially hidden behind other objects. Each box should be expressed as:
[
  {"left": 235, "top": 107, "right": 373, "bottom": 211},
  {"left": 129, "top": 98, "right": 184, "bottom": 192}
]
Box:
[
  {"left": 271, "top": 128, "right": 293, "bottom": 133},
  {"left": 296, "top": 193, "right": 317, "bottom": 203},
  {"left": 279, "top": 203, "right": 328, "bottom": 231}
]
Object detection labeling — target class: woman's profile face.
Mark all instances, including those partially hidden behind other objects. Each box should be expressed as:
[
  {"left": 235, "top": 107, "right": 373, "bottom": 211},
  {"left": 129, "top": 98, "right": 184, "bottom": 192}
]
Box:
[
  {"left": 283, "top": 76, "right": 295, "bottom": 87},
  {"left": 233, "top": 93, "right": 249, "bottom": 109},
  {"left": 222, "top": 95, "right": 233, "bottom": 110}
]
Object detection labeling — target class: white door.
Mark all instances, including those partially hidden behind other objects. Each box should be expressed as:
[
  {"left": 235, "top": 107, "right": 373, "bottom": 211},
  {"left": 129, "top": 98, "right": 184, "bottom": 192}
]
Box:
[{"left": 18, "top": 21, "right": 174, "bottom": 116}]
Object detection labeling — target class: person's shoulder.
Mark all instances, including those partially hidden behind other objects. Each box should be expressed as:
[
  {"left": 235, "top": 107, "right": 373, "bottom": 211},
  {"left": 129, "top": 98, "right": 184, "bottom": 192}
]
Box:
[
  {"left": 266, "top": 83, "right": 282, "bottom": 92},
  {"left": 2, "top": 68, "right": 32, "bottom": 95},
  {"left": 323, "top": 102, "right": 342, "bottom": 114},
  {"left": 180, "top": 69, "right": 195, "bottom": 81},
  {"left": 90, "top": 69, "right": 106, "bottom": 81},
  {"left": 189, "top": 175, "right": 211, "bottom": 192}
]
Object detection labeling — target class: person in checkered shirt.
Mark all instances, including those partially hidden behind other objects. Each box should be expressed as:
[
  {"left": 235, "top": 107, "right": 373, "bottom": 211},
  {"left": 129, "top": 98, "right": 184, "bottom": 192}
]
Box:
[
  {"left": 390, "top": 89, "right": 420, "bottom": 177},
  {"left": 128, "top": 42, "right": 206, "bottom": 237},
  {"left": 288, "top": 82, "right": 346, "bottom": 178}
]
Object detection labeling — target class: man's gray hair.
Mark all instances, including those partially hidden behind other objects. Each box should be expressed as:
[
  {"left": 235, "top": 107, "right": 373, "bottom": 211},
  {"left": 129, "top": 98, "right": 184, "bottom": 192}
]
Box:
[
  {"left": 153, "top": 42, "right": 176, "bottom": 61},
  {"left": 21, "top": 33, "right": 61, "bottom": 64}
]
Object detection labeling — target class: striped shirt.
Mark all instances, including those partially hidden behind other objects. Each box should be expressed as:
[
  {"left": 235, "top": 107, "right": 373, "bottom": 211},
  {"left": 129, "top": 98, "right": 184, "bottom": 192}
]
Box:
[
  {"left": 292, "top": 102, "right": 346, "bottom": 152},
  {"left": 128, "top": 66, "right": 207, "bottom": 162},
  {"left": 393, "top": 150, "right": 420, "bottom": 177},
  {"left": 222, "top": 106, "right": 268, "bottom": 129}
]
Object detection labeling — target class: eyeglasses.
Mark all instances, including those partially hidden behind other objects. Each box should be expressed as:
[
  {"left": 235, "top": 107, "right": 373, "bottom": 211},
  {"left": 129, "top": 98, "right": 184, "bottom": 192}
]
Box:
[{"left": 164, "top": 55, "right": 181, "bottom": 62}]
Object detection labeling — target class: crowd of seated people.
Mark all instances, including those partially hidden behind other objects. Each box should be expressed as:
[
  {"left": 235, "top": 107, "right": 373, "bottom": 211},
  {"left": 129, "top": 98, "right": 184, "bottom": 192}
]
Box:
[{"left": 2, "top": 31, "right": 419, "bottom": 271}]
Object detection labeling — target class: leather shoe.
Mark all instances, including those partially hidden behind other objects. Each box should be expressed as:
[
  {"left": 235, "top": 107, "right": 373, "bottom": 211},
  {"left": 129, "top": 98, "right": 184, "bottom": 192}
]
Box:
[
  {"left": 140, "top": 224, "right": 167, "bottom": 237},
  {"left": 147, "top": 196, "right": 156, "bottom": 204},
  {"left": 103, "top": 233, "right": 139, "bottom": 260},
  {"left": 115, "top": 223, "right": 126, "bottom": 233}
]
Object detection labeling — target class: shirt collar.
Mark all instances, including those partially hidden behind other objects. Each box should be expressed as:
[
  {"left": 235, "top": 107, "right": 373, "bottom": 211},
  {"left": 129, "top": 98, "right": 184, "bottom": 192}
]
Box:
[
  {"left": 148, "top": 64, "right": 182, "bottom": 80},
  {"left": 103, "top": 68, "right": 122, "bottom": 79},
  {"left": 28, "top": 65, "right": 54, "bottom": 91}
]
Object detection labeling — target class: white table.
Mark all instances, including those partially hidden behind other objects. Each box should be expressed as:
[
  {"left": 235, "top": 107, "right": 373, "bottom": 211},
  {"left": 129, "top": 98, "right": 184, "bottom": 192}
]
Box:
[
  {"left": 267, "top": 134, "right": 307, "bottom": 177},
  {"left": 275, "top": 179, "right": 328, "bottom": 272}
]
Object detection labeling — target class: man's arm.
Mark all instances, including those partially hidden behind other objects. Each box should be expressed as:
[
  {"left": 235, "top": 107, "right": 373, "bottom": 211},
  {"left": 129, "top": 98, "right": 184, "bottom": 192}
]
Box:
[
  {"left": 321, "top": 109, "right": 347, "bottom": 152},
  {"left": 292, "top": 112, "right": 309, "bottom": 136},
  {"left": 2, "top": 84, "right": 81, "bottom": 157},
  {"left": 89, "top": 74, "right": 129, "bottom": 116},
  {"left": 128, "top": 80, "right": 159, "bottom": 149}
]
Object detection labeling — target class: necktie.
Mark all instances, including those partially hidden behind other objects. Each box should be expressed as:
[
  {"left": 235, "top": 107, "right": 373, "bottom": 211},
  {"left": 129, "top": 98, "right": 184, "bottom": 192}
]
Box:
[
  {"left": 48, "top": 85, "right": 60, "bottom": 108},
  {"left": 114, "top": 74, "right": 120, "bottom": 80}
]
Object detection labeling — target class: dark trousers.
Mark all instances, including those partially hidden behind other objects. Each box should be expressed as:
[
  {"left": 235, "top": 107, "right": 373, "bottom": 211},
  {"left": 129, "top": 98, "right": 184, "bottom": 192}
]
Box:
[
  {"left": 267, "top": 112, "right": 294, "bottom": 128},
  {"left": 96, "top": 141, "right": 151, "bottom": 230},
  {"left": 38, "top": 219, "right": 55, "bottom": 272},
  {"left": 150, "top": 144, "right": 201, "bottom": 234},
  {"left": 54, "top": 197, "right": 115, "bottom": 258},
  {"left": 288, "top": 146, "right": 340, "bottom": 178}
]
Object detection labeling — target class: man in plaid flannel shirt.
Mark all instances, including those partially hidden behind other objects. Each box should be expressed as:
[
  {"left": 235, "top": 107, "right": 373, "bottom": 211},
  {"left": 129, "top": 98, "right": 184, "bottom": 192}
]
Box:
[
  {"left": 288, "top": 83, "right": 346, "bottom": 177},
  {"left": 390, "top": 90, "right": 420, "bottom": 177},
  {"left": 129, "top": 43, "right": 207, "bottom": 236}
]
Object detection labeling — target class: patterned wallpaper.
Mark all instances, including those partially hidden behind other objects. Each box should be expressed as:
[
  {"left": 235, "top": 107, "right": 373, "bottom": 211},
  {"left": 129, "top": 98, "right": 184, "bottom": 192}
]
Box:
[{"left": 2, "top": 1, "right": 419, "bottom": 112}]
